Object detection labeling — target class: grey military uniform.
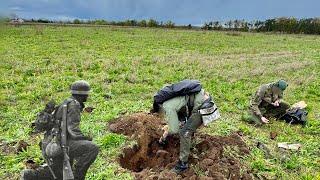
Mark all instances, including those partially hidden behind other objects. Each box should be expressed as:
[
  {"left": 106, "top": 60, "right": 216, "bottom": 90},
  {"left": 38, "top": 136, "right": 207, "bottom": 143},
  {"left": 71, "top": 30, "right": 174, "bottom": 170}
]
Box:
[
  {"left": 162, "top": 89, "right": 207, "bottom": 162},
  {"left": 21, "top": 97, "right": 99, "bottom": 180}
]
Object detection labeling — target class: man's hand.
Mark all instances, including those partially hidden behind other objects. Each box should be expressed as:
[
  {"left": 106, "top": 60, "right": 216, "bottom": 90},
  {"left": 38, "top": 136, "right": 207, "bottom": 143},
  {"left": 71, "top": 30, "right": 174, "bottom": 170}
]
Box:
[
  {"left": 261, "top": 117, "right": 269, "bottom": 124},
  {"left": 271, "top": 100, "right": 280, "bottom": 107},
  {"left": 159, "top": 125, "right": 169, "bottom": 145}
]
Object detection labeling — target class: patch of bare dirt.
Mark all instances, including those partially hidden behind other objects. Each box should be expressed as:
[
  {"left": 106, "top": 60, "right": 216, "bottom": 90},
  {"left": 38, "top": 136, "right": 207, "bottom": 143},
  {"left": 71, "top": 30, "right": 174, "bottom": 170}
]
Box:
[
  {"left": 109, "top": 113, "right": 253, "bottom": 180},
  {"left": 0, "top": 140, "right": 16, "bottom": 155},
  {"left": 16, "top": 140, "right": 29, "bottom": 153},
  {"left": 0, "top": 140, "right": 29, "bottom": 155}
]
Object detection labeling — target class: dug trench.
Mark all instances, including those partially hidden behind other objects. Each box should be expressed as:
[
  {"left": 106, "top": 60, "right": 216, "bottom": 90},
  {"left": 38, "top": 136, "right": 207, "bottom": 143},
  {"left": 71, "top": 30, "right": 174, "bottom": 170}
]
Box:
[{"left": 109, "top": 113, "right": 253, "bottom": 180}]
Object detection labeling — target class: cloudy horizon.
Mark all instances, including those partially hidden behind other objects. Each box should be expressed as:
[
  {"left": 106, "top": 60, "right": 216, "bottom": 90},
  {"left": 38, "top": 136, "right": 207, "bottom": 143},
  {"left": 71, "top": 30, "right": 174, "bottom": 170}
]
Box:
[{"left": 2, "top": 0, "right": 320, "bottom": 25}]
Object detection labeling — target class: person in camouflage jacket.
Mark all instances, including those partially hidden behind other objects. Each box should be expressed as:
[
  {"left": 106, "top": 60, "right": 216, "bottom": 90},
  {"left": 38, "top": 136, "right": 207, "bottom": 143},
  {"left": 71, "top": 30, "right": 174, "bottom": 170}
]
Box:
[{"left": 248, "top": 80, "right": 290, "bottom": 125}]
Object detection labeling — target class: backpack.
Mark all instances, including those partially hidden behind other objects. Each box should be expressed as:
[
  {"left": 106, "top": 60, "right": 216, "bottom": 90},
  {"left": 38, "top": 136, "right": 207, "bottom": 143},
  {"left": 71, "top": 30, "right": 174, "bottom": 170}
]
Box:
[
  {"left": 34, "top": 99, "right": 74, "bottom": 158},
  {"left": 33, "top": 101, "right": 58, "bottom": 133},
  {"left": 280, "top": 108, "right": 308, "bottom": 126},
  {"left": 152, "top": 79, "right": 202, "bottom": 113},
  {"left": 34, "top": 99, "right": 76, "bottom": 134}
]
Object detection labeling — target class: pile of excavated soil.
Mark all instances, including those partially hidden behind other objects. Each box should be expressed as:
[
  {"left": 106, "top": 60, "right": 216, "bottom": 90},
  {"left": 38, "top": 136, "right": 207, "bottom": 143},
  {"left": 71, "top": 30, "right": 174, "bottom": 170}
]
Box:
[{"left": 109, "top": 113, "right": 253, "bottom": 180}]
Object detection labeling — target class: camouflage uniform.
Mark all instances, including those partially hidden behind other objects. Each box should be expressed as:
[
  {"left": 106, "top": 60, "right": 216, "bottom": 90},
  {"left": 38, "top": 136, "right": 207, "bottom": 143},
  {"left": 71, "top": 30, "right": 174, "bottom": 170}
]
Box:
[
  {"left": 162, "top": 89, "right": 206, "bottom": 162},
  {"left": 249, "top": 83, "right": 290, "bottom": 124},
  {"left": 21, "top": 97, "right": 99, "bottom": 180}
]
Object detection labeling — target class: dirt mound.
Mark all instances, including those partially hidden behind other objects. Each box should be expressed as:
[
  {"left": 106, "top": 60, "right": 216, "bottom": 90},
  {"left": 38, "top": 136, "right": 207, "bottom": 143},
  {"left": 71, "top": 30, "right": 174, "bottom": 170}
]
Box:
[{"left": 109, "top": 113, "right": 252, "bottom": 180}]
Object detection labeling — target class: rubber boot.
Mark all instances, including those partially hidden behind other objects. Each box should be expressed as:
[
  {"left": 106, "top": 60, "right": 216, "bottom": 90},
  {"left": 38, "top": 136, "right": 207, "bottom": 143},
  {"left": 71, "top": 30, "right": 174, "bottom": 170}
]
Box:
[{"left": 171, "top": 160, "right": 188, "bottom": 174}]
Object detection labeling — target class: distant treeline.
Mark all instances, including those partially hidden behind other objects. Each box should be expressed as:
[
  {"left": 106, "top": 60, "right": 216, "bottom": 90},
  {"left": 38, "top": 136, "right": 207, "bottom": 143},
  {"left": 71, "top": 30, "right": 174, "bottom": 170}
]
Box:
[
  {"left": 2, "top": 16, "right": 320, "bottom": 34},
  {"left": 26, "top": 18, "right": 183, "bottom": 28},
  {"left": 203, "top": 17, "right": 320, "bottom": 34}
]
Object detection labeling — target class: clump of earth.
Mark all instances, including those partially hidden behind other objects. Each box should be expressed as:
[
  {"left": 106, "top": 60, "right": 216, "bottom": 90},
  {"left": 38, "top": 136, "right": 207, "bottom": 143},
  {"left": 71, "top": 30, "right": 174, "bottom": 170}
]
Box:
[
  {"left": 109, "top": 113, "right": 253, "bottom": 180},
  {"left": 0, "top": 139, "right": 29, "bottom": 155}
]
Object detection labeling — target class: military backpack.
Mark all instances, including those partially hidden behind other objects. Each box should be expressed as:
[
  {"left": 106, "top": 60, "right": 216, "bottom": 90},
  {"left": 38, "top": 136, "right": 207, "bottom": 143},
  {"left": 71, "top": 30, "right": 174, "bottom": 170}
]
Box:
[
  {"left": 280, "top": 107, "right": 308, "bottom": 126},
  {"left": 33, "top": 101, "right": 58, "bottom": 134},
  {"left": 152, "top": 79, "right": 202, "bottom": 113}
]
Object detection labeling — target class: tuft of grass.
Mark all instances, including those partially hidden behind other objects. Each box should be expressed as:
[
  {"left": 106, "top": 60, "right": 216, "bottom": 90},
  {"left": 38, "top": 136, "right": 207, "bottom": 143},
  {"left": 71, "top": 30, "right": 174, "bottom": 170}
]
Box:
[{"left": 99, "top": 133, "right": 127, "bottom": 149}]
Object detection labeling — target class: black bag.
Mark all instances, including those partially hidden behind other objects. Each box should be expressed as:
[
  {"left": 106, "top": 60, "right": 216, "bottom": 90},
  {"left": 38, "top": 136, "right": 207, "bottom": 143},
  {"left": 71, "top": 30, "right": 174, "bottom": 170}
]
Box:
[
  {"left": 152, "top": 79, "right": 202, "bottom": 112},
  {"left": 280, "top": 108, "right": 308, "bottom": 126},
  {"left": 33, "top": 101, "right": 58, "bottom": 133}
]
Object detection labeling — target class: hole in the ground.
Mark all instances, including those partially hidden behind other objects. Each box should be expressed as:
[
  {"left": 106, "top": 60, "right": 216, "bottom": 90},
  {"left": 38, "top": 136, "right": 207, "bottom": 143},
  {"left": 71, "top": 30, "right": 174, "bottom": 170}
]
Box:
[
  {"left": 119, "top": 135, "right": 180, "bottom": 172},
  {"left": 109, "top": 113, "right": 253, "bottom": 179}
]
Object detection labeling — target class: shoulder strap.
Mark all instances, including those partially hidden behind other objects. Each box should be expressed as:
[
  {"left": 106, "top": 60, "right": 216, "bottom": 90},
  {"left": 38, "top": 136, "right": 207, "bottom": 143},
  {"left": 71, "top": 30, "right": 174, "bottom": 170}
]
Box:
[
  {"left": 62, "top": 98, "right": 76, "bottom": 110},
  {"left": 65, "top": 98, "right": 75, "bottom": 105},
  {"left": 187, "top": 94, "right": 196, "bottom": 117},
  {"left": 53, "top": 98, "right": 75, "bottom": 121}
]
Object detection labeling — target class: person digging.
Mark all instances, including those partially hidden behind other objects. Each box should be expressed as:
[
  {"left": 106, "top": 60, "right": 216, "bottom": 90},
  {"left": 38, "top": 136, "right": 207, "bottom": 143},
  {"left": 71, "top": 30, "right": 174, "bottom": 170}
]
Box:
[
  {"left": 247, "top": 79, "right": 290, "bottom": 125},
  {"left": 152, "top": 80, "right": 221, "bottom": 174}
]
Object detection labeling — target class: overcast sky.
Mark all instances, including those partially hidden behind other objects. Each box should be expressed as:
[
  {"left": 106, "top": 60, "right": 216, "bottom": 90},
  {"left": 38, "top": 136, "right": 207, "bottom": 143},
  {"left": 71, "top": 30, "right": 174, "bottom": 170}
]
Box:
[{"left": 1, "top": 0, "right": 320, "bottom": 25}]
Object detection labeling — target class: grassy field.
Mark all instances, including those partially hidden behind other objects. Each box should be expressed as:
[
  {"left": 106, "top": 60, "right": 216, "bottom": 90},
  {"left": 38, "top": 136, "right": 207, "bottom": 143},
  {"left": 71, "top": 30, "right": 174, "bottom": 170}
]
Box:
[{"left": 0, "top": 25, "right": 319, "bottom": 179}]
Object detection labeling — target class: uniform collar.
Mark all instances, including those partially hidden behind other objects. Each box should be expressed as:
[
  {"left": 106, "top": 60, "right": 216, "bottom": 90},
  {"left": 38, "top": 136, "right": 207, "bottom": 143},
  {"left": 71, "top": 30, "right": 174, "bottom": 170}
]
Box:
[{"left": 70, "top": 96, "right": 85, "bottom": 111}]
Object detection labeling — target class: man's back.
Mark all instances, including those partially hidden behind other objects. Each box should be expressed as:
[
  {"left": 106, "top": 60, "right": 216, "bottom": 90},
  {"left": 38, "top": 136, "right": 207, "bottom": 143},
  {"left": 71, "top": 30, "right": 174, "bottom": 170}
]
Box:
[{"left": 55, "top": 97, "right": 87, "bottom": 141}]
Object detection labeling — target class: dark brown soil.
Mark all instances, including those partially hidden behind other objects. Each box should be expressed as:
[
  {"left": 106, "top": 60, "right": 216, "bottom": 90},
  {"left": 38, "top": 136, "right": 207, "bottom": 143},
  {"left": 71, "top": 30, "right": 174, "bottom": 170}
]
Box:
[
  {"left": 0, "top": 140, "right": 16, "bottom": 155},
  {"left": 16, "top": 140, "right": 29, "bottom": 153},
  {"left": 25, "top": 159, "right": 39, "bottom": 169},
  {"left": 109, "top": 113, "right": 253, "bottom": 180},
  {"left": 270, "top": 132, "right": 278, "bottom": 140}
]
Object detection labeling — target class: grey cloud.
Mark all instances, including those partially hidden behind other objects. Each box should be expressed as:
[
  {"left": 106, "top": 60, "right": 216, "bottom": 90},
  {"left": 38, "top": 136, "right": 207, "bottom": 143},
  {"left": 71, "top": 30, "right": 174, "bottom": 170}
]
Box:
[{"left": 2, "top": 0, "right": 320, "bottom": 25}]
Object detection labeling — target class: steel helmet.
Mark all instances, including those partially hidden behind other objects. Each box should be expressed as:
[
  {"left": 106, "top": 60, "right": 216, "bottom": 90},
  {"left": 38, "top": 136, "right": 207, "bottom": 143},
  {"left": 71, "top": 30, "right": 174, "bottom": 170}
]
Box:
[{"left": 70, "top": 80, "right": 90, "bottom": 95}]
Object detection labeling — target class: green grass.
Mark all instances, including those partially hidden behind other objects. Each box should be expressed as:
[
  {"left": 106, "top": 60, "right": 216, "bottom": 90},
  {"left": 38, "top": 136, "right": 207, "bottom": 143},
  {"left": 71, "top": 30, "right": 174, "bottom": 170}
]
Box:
[{"left": 0, "top": 25, "right": 319, "bottom": 179}]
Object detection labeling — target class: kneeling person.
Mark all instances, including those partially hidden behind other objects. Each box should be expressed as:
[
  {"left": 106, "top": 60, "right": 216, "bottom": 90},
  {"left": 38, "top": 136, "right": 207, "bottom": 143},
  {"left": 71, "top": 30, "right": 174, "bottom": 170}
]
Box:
[
  {"left": 152, "top": 80, "right": 220, "bottom": 174},
  {"left": 21, "top": 80, "right": 99, "bottom": 180},
  {"left": 249, "top": 79, "right": 290, "bottom": 125}
]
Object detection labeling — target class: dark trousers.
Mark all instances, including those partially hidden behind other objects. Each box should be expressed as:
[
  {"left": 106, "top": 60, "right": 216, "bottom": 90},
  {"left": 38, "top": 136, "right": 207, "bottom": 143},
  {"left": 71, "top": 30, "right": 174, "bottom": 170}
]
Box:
[
  {"left": 21, "top": 140, "right": 99, "bottom": 180},
  {"left": 179, "top": 112, "right": 203, "bottom": 162}
]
